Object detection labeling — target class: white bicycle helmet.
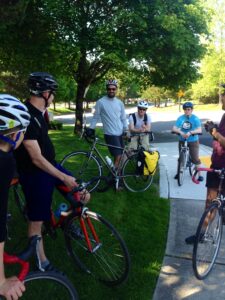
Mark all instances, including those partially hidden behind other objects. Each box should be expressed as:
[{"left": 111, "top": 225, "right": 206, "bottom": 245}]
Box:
[
  {"left": 105, "top": 79, "right": 118, "bottom": 88},
  {"left": 137, "top": 100, "right": 148, "bottom": 109},
  {"left": 0, "top": 94, "right": 30, "bottom": 135}
]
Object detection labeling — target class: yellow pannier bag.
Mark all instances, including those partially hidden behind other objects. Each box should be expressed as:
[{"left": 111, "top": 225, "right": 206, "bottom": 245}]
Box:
[{"left": 143, "top": 151, "right": 160, "bottom": 175}]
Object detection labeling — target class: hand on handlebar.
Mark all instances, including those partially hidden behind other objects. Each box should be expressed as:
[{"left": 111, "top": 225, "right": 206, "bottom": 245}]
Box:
[
  {"left": 85, "top": 127, "right": 95, "bottom": 138},
  {"left": 0, "top": 277, "right": 25, "bottom": 300},
  {"left": 204, "top": 121, "right": 218, "bottom": 136},
  {"left": 62, "top": 174, "right": 78, "bottom": 189}
]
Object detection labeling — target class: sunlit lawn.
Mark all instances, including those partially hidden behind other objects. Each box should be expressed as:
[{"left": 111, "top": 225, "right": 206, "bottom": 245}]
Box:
[
  {"left": 6, "top": 126, "right": 169, "bottom": 300},
  {"left": 149, "top": 103, "right": 221, "bottom": 113}
]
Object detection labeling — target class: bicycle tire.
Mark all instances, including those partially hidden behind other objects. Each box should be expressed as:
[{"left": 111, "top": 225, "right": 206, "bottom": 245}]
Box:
[
  {"left": 0, "top": 271, "right": 79, "bottom": 300},
  {"left": 178, "top": 151, "right": 186, "bottom": 186},
  {"left": 60, "top": 151, "right": 102, "bottom": 192},
  {"left": 122, "top": 153, "right": 153, "bottom": 192},
  {"left": 13, "top": 183, "right": 28, "bottom": 221},
  {"left": 193, "top": 203, "right": 222, "bottom": 280},
  {"left": 64, "top": 211, "right": 130, "bottom": 286}
]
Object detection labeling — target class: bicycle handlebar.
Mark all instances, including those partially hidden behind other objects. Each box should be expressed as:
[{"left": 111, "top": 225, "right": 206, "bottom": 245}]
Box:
[
  {"left": 66, "top": 176, "right": 107, "bottom": 207},
  {"left": 3, "top": 252, "right": 29, "bottom": 281},
  {"left": 130, "top": 131, "right": 153, "bottom": 137},
  {"left": 171, "top": 131, "right": 202, "bottom": 136}
]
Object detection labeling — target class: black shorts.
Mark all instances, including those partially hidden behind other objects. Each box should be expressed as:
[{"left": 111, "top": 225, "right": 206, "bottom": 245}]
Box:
[
  {"left": 104, "top": 134, "right": 124, "bottom": 157},
  {"left": 206, "top": 171, "right": 225, "bottom": 193}
]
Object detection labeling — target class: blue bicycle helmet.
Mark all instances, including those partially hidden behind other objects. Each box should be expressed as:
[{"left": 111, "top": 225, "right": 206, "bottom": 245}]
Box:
[{"left": 183, "top": 102, "right": 193, "bottom": 110}]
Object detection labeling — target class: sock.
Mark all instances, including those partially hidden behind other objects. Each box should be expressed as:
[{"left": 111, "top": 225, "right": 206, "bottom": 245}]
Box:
[{"left": 41, "top": 259, "right": 50, "bottom": 269}]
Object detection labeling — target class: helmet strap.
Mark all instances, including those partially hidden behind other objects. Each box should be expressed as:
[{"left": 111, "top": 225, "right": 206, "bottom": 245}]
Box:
[
  {"left": 0, "top": 135, "right": 16, "bottom": 149},
  {"left": 42, "top": 91, "right": 53, "bottom": 108}
]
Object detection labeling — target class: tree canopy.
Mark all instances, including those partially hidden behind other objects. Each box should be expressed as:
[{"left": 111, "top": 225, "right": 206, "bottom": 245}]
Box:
[{"left": 0, "top": 0, "right": 209, "bottom": 128}]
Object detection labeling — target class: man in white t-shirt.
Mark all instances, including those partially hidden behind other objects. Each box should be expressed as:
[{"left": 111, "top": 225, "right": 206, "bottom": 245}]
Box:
[{"left": 128, "top": 101, "right": 151, "bottom": 150}]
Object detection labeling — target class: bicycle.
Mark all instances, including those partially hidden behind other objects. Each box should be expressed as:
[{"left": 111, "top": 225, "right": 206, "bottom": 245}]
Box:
[
  {"left": 60, "top": 131, "right": 155, "bottom": 193},
  {"left": 10, "top": 177, "right": 131, "bottom": 286},
  {"left": 0, "top": 235, "right": 78, "bottom": 300},
  {"left": 192, "top": 167, "right": 225, "bottom": 280},
  {"left": 172, "top": 132, "right": 200, "bottom": 186}
]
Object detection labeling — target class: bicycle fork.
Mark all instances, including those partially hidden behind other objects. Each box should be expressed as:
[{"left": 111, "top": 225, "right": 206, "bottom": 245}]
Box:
[{"left": 79, "top": 209, "right": 102, "bottom": 253}]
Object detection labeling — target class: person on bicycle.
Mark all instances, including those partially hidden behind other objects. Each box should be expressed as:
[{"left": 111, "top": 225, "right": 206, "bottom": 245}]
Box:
[
  {"left": 0, "top": 94, "right": 30, "bottom": 299},
  {"left": 172, "top": 101, "right": 203, "bottom": 181},
  {"left": 14, "top": 72, "right": 90, "bottom": 272},
  {"left": 128, "top": 100, "right": 151, "bottom": 150},
  {"left": 86, "top": 79, "right": 128, "bottom": 169},
  {"left": 185, "top": 85, "right": 225, "bottom": 244}
]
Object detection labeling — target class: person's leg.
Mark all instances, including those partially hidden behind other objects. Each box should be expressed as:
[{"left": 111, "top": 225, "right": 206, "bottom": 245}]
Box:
[
  {"left": 189, "top": 141, "right": 202, "bottom": 181},
  {"left": 104, "top": 135, "right": 124, "bottom": 169},
  {"left": 19, "top": 171, "right": 54, "bottom": 268},
  {"left": 185, "top": 172, "right": 219, "bottom": 244},
  {"left": 140, "top": 135, "right": 149, "bottom": 150}
]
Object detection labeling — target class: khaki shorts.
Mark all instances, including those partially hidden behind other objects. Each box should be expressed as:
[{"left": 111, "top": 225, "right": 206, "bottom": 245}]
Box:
[{"left": 128, "top": 135, "right": 150, "bottom": 151}]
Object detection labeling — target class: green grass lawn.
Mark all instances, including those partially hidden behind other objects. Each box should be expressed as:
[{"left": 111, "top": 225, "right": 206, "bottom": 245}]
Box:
[{"left": 6, "top": 126, "right": 169, "bottom": 300}]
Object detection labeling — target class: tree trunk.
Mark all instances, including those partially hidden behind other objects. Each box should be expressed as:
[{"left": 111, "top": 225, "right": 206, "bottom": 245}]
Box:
[{"left": 74, "top": 81, "right": 89, "bottom": 133}]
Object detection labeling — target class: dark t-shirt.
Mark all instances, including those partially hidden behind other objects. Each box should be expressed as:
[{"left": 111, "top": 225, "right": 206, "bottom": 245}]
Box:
[
  {"left": 14, "top": 101, "right": 56, "bottom": 173},
  {"left": 211, "top": 113, "right": 225, "bottom": 168},
  {"left": 0, "top": 150, "right": 16, "bottom": 242}
]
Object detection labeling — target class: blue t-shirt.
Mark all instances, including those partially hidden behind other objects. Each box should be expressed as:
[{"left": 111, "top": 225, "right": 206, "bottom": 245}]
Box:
[{"left": 175, "top": 114, "right": 201, "bottom": 142}]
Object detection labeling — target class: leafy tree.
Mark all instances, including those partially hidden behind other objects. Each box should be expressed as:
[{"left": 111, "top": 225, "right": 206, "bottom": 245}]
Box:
[{"left": 0, "top": 0, "right": 209, "bottom": 130}]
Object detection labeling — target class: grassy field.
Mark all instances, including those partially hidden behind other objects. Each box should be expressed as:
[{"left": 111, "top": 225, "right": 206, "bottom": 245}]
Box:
[{"left": 6, "top": 126, "right": 169, "bottom": 300}]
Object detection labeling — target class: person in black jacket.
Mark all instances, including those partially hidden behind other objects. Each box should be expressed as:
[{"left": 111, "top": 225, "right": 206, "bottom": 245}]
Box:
[
  {"left": 0, "top": 94, "right": 30, "bottom": 299},
  {"left": 14, "top": 72, "right": 90, "bottom": 272}
]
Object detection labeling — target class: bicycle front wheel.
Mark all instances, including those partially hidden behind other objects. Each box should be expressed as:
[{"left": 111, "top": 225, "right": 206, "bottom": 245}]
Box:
[
  {"left": 60, "top": 151, "right": 102, "bottom": 192},
  {"left": 64, "top": 211, "right": 130, "bottom": 286},
  {"left": 178, "top": 151, "right": 186, "bottom": 186},
  {"left": 193, "top": 203, "right": 222, "bottom": 280},
  {"left": 122, "top": 153, "right": 153, "bottom": 192},
  {"left": 23, "top": 271, "right": 79, "bottom": 299}
]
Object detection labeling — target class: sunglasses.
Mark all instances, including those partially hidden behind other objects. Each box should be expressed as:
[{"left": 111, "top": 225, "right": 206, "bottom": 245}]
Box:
[
  {"left": 138, "top": 108, "right": 147, "bottom": 111},
  {"left": 107, "top": 88, "right": 116, "bottom": 91}
]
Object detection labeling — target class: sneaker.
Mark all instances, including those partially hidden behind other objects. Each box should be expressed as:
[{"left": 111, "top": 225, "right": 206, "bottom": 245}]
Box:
[
  {"left": 185, "top": 232, "right": 205, "bottom": 244},
  {"left": 174, "top": 174, "right": 178, "bottom": 180},
  {"left": 198, "top": 176, "right": 204, "bottom": 182}
]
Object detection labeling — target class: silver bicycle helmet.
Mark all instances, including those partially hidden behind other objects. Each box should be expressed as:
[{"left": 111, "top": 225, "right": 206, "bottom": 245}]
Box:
[
  {"left": 0, "top": 94, "right": 30, "bottom": 135},
  {"left": 105, "top": 79, "right": 118, "bottom": 88},
  {"left": 137, "top": 100, "right": 148, "bottom": 109}
]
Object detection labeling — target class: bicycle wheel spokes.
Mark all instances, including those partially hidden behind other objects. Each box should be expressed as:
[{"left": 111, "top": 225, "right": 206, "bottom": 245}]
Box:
[
  {"left": 64, "top": 212, "right": 130, "bottom": 286},
  {"left": 193, "top": 204, "right": 222, "bottom": 279},
  {"left": 60, "top": 151, "right": 102, "bottom": 192},
  {"left": 23, "top": 271, "right": 78, "bottom": 299},
  {"left": 122, "top": 153, "right": 153, "bottom": 192}
]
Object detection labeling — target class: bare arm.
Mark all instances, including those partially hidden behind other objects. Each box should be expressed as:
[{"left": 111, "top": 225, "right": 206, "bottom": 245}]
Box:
[{"left": 23, "top": 140, "right": 77, "bottom": 189}]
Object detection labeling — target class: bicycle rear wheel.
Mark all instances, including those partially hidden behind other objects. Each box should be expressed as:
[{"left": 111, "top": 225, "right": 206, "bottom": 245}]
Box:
[
  {"left": 178, "top": 151, "right": 186, "bottom": 186},
  {"left": 23, "top": 271, "right": 78, "bottom": 299},
  {"left": 64, "top": 211, "right": 130, "bottom": 286},
  {"left": 60, "top": 151, "right": 102, "bottom": 192},
  {"left": 122, "top": 153, "right": 153, "bottom": 192},
  {"left": 193, "top": 203, "right": 222, "bottom": 280}
]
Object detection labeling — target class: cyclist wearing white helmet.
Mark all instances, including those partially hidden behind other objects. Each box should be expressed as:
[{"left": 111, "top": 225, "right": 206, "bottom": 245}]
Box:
[
  {"left": 88, "top": 79, "right": 128, "bottom": 169},
  {"left": 172, "top": 101, "right": 203, "bottom": 182},
  {"left": 0, "top": 94, "right": 30, "bottom": 299},
  {"left": 14, "top": 72, "right": 90, "bottom": 273},
  {"left": 128, "top": 100, "right": 151, "bottom": 150}
]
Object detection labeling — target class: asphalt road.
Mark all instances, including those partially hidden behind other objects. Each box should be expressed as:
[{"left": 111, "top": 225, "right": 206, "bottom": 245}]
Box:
[{"left": 54, "top": 107, "right": 223, "bottom": 148}]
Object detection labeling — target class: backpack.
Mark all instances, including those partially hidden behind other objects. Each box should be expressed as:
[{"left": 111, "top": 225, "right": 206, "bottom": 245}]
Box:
[
  {"left": 129, "top": 112, "right": 147, "bottom": 126},
  {"left": 136, "top": 150, "right": 160, "bottom": 175}
]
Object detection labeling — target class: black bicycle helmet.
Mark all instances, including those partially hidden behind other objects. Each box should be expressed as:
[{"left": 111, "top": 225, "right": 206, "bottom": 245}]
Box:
[
  {"left": 28, "top": 72, "right": 58, "bottom": 95},
  {"left": 182, "top": 102, "right": 193, "bottom": 110}
]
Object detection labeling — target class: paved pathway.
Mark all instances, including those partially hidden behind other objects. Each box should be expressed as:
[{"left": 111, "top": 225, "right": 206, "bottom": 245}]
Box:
[{"left": 153, "top": 142, "right": 225, "bottom": 300}]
